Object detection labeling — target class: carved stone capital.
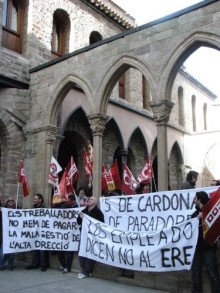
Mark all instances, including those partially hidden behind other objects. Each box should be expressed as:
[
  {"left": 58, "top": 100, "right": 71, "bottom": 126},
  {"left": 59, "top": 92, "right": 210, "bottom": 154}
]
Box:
[
  {"left": 87, "top": 114, "right": 108, "bottom": 136},
  {"left": 46, "top": 129, "right": 57, "bottom": 144},
  {"left": 25, "top": 126, "right": 59, "bottom": 144},
  {"left": 149, "top": 100, "right": 174, "bottom": 124}
]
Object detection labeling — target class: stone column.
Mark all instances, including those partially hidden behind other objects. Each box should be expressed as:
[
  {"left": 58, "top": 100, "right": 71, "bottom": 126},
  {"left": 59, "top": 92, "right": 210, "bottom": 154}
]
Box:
[
  {"left": 149, "top": 100, "right": 174, "bottom": 191},
  {"left": 25, "top": 126, "right": 59, "bottom": 207},
  {"left": 120, "top": 149, "right": 128, "bottom": 164},
  {"left": 45, "top": 126, "right": 59, "bottom": 206},
  {"left": 87, "top": 114, "right": 108, "bottom": 198}
]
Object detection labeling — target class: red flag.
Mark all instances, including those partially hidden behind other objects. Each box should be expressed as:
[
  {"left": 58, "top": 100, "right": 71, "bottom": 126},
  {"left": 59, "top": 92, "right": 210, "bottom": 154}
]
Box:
[
  {"left": 59, "top": 169, "right": 72, "bottom": 202},
  {"left": 18, "top": 161, "right": 30, "bottom": 197},
  {"left": 105, "top": 170, "right": 116, "bottom": 191},
  {"left": 102, "top": 164, "right": 108, "bottom": 191},
  {"left": 109, "top": 160, "right": 121, "bottom": 190},
  {"left": 202, "top": 187, "right": 220, "bottom": 245},
  {"left": 121, "top": 163, "right": 137, "bottom": 195},
  {"left": 137, "top": 157, "right": 153, "bottom": 184},
  {"left": 84, "top": 149, "right": 92, "bottom": 177},
  {"left": 88, "top": 141, "right": 94, "bottom": 167},
  {"left": 66, "top": 157, "right": 79, "bottom": 185}
]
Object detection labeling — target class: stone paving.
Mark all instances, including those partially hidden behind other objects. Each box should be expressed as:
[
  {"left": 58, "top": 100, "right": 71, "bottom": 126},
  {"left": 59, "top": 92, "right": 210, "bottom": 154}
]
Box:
[{"left": 0, "top": 261, "right": 170, "bottom": 293}]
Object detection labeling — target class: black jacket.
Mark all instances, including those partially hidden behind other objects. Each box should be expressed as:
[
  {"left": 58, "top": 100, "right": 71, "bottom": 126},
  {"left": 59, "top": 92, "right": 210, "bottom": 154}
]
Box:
[
  {"left": 192, "top": 208, "right": 216, "bottom": 251},
  {"left": 77, "top": 206, "right": 104, "bottom": 227}
]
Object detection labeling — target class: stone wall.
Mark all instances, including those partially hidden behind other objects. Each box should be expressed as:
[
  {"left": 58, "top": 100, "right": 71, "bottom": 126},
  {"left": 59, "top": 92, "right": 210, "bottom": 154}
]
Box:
[{"left": 24, "top": 0, "right": 126, "bottom": 67}]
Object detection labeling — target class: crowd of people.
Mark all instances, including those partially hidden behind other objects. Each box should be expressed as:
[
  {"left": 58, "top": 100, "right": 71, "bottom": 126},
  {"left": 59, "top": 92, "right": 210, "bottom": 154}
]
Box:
[{"left": 0, "top": 173, "right": 219, "bottom": 292}]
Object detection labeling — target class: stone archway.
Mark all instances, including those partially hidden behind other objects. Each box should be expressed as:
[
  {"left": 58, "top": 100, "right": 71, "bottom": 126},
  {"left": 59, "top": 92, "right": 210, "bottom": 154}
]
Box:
[
  {"left": 169, "top": 141, "right": 184, "bottom": 190},
  {"left": 127, "top": 127, "right": 148, "bottom": 178},
  {"left": 0, "top": 107, "right": 24, "bottom": 198},
  {"left": 97, "top": 55, "right": 157, "bottom": 114},
  {"left": 160, "top": 32, "right": 220, "bottom": 101},
  {"left": 103, "top": 118, "right": 124, "bottom": 169},
  {"left": 57, "top": 107, "right": 92, "bottom": 189}
]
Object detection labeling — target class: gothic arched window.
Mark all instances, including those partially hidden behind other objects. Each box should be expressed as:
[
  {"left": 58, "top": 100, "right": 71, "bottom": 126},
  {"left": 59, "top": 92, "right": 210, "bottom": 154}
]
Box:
[{"left": 51, "top": 10, "right": 70, "bottom": 59}]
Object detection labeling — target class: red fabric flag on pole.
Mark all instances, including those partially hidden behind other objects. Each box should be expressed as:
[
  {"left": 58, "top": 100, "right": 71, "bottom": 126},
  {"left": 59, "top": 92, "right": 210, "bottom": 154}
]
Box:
[
  {"left": 121, "top": 163, "right": 137, "bottom": 195},
  {"left": 102, "top": 164, "right": 108, "bottom": 191},
  {"left": 109, "top": 160, "right": 121, "bottom": 190},
  {"left": 59, "top": 169, "right": 68, "bottom": 202},
  {"left": 105, "top": 170, "right": 116, "bottom": 191},
  {"left": 84, "top": 149, "right": 92, "bottom": 177},
  {"left": 88, "top": 141, "right": 94, "bottom": 168},
  {"left": 137, "top": 157, "right": 153, "bottom": 184},
  {"left": 202, "top": 187, "right": 220, "bottom": 246},
  {"left": 66, "top": 156, "right": 79, "bottom": 185},
  {"left": 18, "top": 161, "right": 30, "bottom": 197}
]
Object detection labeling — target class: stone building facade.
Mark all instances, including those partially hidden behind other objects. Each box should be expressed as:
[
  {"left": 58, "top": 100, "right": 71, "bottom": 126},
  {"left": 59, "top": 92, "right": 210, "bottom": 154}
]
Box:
[{"left": 0, "top": 0, "right": 220, "bottom": 291}]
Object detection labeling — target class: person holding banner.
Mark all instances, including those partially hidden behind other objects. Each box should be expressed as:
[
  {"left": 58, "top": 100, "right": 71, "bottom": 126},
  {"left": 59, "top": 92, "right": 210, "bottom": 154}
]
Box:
[
  {"left": 0, "top": 197, "right": 16, "bottom": 270},
  {"left": 191, "top": 191, "right": 220, "bottom": 293},
  {"left": 181, "top": 170, "right": 198, "bottom": 190},
  {"left": 25, "top": 194, "right": 48, "bottom": 272},
  {"left": 56, "top": 194, "right": 78, "bottom": 274},
  {"left": 77, "top": 196, "right": 104, "bottom": 279}
]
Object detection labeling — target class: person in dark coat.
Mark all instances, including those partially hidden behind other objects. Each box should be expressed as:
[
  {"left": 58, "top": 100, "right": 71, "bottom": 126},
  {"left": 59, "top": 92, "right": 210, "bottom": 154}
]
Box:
[
  {"left": 25, "top": 194, "right": 49, "bottom": 272},
  {"left": 191, "top": 191, "right": 220, "bottom": 293},
  {"left": 181, "top": 170, "right": 198, "bottom": 189},
  {"left": 56, "top": 194, "right": 78, "bottom": 273}
]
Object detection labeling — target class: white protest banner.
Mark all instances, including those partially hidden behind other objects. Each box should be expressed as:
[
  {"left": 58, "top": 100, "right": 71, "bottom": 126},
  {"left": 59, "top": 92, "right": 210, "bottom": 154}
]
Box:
[
  {"left": 79, "top": 214, "right": 199, "bottom": 272},
  {"left": 2, "top": 207, "right": 83, "bottom": 253},
  {"left": 100, "top": 187, "right": 218, "bottom": 232}
]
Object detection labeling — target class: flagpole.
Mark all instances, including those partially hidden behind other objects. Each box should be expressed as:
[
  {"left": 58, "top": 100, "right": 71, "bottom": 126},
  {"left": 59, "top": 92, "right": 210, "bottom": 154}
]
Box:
[
  {"left": 73, "top": 189, "right": 80, "bottom": 207},
  {"left": 16, "top": 182, "right": 20, "bottom": 209},
  {"left": 149, "top": 157, "right": 157, "bottom": 192}
]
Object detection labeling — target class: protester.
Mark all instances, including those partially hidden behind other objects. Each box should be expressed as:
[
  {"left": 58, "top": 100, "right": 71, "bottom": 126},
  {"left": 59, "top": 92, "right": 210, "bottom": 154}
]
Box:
[
  {"left": 102, "top": 189, "right": 119, "bottom": 197},
  {"left": 191, "top": 191, "right": 220, "bottom": 293},
  {"left": 25, "top": 193, "right": 49, "bottom": 272},
  {"left": 181, "top": 170, "right": 198, "bottom": 189},
  {"left": 77, "top": 187, "right": 89, "bottom": 207},
  {"left": 77, "top": 196, "right": 104, "bottom": 279},
  {"left": 56, "top": 194, "right": 78, "bottom": 274},
  {"left": 0, "top": 197, "right": 16, "bottom": 270},
  {"left": 136, "top": 183, "right": 150, "bottom": 194},
  {"left": 211, "top": 179, "right": 220, "bottom": 186}
]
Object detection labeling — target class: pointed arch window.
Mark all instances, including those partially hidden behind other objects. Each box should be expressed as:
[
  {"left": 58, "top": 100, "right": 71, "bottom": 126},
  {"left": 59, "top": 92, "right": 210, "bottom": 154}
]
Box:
[
  {"left": 51, "top": 10, "right": 70, "bottom": 59},
  {"left": 192, "top": 95, "right": 196, "bottom": 132},
  {"left": 178, "top": 86, "right": 185, "bottom": 127},
  {"left": 203, "top": 103, "right": 207, "bottom": 130},
  {"left": 89, "top": 31, "right": 102, "bottom": 45},
  {"left": 2, "top": 0, "right": 24, "bottom": 53}
]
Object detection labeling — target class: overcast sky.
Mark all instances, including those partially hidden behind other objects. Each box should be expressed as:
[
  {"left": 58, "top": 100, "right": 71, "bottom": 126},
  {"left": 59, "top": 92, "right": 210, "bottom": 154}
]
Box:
[{"left": 113, "top": 0, "right": 220, "bottom": 98}]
